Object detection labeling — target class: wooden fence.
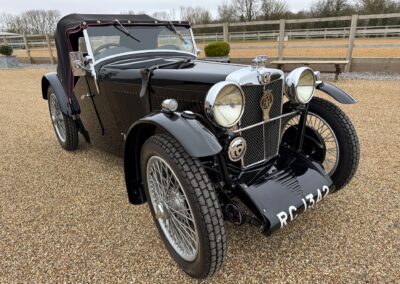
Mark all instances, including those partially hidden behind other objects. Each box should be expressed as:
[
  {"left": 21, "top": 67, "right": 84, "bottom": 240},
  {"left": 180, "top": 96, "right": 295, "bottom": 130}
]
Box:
[
  {"left": 194, "top": 25, "right": 400, "bottom": 42},
  {"left": 1, "top": 13, "right": 400, "bottom": 72},
  {"left": 1, "top": 33, "right": 56, "bottom": 64},
  {"left": 194, "top": 13, "right": 400, "bottom": 72}
]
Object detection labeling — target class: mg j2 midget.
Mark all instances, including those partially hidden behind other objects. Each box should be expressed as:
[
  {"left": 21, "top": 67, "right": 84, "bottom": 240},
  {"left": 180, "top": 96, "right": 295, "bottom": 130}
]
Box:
[{"left": 41, "top": 14, "right": 360, "bottom": 279}]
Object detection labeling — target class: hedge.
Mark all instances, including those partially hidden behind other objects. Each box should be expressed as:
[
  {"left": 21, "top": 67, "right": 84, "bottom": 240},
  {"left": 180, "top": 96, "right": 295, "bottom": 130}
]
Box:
[{"left": 204, "top": 41, "right": 230, "bottom": 57}]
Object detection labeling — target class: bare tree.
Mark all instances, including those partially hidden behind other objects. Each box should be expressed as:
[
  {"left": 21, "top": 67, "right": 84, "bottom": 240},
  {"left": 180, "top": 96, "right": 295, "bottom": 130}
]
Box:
[
  {"left": 0, "top": 13, "right": 12, "bottom": 31},
  {"left": 232, "top": 0, "right": 260, "bottom": 21},
  {"left": 120, "top": 10, "right": 146, "bottom": 15},
  {"left": 218, "top": 0, "right": 237, "bottom": 22},
  {"left": 311, "top": 0, "right": 354, "bottom": 17},
  {"left": 260, "top": 0, "right": 289, "bottom": 20},
  {"left": 152, "top": 10, "right": 177, "bottom": 21},
  {"left": 180, "top": 6, "right": 213, "bottom": 25},
  {"left": 2, "top": 10, "right": 61, "bottom": 34},
  {"left": 355, "top": 0, "right": 400, "bottom": 14}
]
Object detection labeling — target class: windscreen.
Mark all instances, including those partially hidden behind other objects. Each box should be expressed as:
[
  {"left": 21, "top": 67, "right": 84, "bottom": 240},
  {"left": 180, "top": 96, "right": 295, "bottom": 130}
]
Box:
[{"left": 86, "top": 25, "right": 195, "bottom": 61}]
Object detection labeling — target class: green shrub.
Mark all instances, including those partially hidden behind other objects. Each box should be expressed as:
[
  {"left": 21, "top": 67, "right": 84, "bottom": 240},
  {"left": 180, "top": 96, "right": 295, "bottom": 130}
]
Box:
[
  {"left": 0, "top": 45, "right": 13, "bottom": 56},
  {"left": 204, "top": 41, "right": 230, "bottom": 57}
]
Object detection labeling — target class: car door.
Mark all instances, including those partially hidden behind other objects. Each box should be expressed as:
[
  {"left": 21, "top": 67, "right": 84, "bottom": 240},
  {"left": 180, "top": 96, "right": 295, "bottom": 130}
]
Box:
[{"left": 74, "top": 35, "right": 125, "bottom": 157}]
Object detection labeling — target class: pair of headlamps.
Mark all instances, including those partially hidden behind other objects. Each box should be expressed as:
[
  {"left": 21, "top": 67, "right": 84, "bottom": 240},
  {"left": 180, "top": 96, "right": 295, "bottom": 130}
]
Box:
[{"left": 205, "top": 67, "right": 316, "bottom": 128}]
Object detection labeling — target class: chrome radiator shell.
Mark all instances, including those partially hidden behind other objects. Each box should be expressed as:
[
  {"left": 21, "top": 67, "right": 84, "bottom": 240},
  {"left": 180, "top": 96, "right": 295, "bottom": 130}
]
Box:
[{"left": 236, "top": 79, "right": 285, "bottom": 168}]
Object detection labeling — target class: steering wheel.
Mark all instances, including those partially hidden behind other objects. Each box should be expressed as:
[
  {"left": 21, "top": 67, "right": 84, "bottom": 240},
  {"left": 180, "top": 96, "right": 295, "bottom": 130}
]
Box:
[{"left": 93, "top": 43, "right": 120, "bottom": 55}]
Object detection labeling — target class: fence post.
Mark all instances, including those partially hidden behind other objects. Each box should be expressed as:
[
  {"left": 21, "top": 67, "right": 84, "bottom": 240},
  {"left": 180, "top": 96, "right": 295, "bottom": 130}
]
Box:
[
  {"left": 46, "top": 34, "right": 55, "bottom": 64},
  {"left": 278, "top": 19, "right": 286, "bottom": 61},
  {"left": 345, "top": 14, "right": 358, "bottom": 72},
  {"left": 223, "top": 22, "right": 229, "bottom": 42},
  {"left": 2, "top": 35, "right": 8, "bottom": 45},
  {"left": 22, "top": 33, "right": 32, "bottom": 64}
]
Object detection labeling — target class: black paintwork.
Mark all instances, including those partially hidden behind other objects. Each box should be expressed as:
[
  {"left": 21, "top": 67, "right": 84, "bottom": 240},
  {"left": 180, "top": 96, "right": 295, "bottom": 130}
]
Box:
[
  {"left": 236, "top": 148, "right": 333, "bottom": 235},
  {"left": 41, "top": 17, "right": 357, "bottom": 236},
  {"left": 124, "top": 111, "right": 223, "bottom": 204},
  {"left": 73, "top": 58, "right": 242, "bottom": 156},
  {"left": 317, "top": 82, "right": 357, "bottom": 104},
  {"left": 41, "top": 72, "right": 80, "bottom": 116}
]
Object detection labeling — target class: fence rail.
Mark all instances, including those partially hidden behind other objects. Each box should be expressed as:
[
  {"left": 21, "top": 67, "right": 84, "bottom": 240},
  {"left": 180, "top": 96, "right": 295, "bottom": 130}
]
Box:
[
  {"left": 194, "top": 12, "right": 400, "bottom": 72},
  {"left": 194, "top": 25, "right": 400, "bottom": 42}
]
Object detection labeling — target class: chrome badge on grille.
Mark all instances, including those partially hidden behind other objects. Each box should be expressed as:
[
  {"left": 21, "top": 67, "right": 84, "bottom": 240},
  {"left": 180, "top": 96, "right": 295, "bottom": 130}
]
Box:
[
  {"left": 260, "top": 89, "right": 274, "bottom": 121},
  {"left": 228, "top": 137, "right": 247, "bottom": 162},
  {"left": 261, "top": 72, "right": 271, "bottom": 84}
]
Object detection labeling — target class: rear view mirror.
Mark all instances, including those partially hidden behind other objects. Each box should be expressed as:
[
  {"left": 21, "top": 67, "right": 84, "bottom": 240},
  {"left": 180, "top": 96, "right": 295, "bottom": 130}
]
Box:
[{"left": 69, "top": 51, "right": 86, "bottom": 77}]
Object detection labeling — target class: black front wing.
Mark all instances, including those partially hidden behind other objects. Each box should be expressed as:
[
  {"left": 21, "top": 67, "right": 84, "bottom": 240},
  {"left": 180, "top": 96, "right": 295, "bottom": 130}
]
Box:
[{"left": 236, "top": 149, "right": 333, "bottom": 235}]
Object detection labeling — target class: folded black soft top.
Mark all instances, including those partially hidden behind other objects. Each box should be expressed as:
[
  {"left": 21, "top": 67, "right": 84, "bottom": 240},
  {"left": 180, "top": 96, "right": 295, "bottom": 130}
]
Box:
[{"left": 56, "top": 13, "right": 190, "bottom": 35}]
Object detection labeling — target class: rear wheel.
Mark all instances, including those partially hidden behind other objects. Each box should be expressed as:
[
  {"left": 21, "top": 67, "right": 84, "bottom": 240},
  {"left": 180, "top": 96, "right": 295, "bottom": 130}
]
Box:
[
  {"left": 48, "top": 88, "right": 78, "bottom": 151},
  {"left": 282, "top": 97, "right": 360, "bottom": 190},
  {"left": 140, "top": 134, "right": 226, "bottom": 279}
]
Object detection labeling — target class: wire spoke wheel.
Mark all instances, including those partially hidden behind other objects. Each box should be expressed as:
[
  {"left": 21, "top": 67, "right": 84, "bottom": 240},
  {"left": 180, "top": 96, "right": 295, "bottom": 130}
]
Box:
[
  {"left": 141, "top": 134, "right": 226, "bottom": 278},
  {"left": 284, "top": 112, "right": 340, "bottom": 175},
  {"left": 146, "top": 155, "right": 199, "bottom": 262},
  {"left": 49, "top": 93, "right": 66, "bottom": 143}
]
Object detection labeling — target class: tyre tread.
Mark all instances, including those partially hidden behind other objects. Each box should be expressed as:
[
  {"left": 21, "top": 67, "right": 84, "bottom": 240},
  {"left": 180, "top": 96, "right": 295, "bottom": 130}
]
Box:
[
  {"left": 310, "top": 97, "right": 360, "bottom": 189},
  {"left": 145, "top": 134, "right": 226, "bottom": 278}
]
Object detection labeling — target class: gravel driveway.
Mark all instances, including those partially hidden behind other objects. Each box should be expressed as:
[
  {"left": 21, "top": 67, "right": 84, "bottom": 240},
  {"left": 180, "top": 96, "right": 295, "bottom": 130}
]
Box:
[{"left": 1, "top": 68, "right": 399, "bottom": 283}]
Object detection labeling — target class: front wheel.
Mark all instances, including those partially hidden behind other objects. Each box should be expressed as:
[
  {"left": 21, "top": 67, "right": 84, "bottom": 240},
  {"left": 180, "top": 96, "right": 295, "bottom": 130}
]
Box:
[
  {"left": 282, "top": 97, "right": 360, "bottom": 190},
  {"left": 140, "top": 134, "right": 226, "bottom": 279}
]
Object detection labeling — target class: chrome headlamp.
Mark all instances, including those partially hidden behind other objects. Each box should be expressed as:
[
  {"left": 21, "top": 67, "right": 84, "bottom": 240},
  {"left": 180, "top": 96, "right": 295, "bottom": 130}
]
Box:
[
  {"left": 285, "top": 67, "right": 316, "bottom": 104},
  {"left": 205, "top": 82, "right": 245, "bottom": 128}
]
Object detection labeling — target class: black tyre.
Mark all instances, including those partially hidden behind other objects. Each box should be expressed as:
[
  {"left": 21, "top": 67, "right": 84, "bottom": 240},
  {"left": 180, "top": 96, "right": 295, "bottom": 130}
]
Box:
[
  {"left": 282, "top": 97, "right": 360, "bottom": 190},
  {"left": 47, "top": 88, "right": 78, "bottom": 151},
  {"left": 140, "top": 134, "right": 226, "bottom": 279}
]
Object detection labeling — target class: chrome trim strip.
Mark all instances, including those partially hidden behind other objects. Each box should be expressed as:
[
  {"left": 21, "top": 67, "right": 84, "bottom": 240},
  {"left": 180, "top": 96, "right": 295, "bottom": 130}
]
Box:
[
  {"left": 83, "top": 29, "right": 95, "bottom": 64},
  {"left": 94, "top": 50, "right": 197, "bottom": 66},
  {"left": 202, "top": 60, "right": 248, "bottom": 67},
  {"left": 95, "top": 49, "right": 197, "bottom": 65},
  {"left": 233, "top": 111, "right": 298, "bottom": 133},
  {"left": 277, "top": 76, "right": 285, "bottom": 146},
  {"left": 189, "top": 28, "right": 198, "bottom": 54},
  {"left": 226, "top": 66, "right": 284, "bottom": 86},
  {"left": 83, "top": 29, "right": 100, "bottom": 93}
]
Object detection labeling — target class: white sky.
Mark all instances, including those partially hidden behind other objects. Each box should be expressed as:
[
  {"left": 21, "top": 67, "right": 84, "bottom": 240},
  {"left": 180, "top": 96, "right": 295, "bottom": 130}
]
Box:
[{"left": 0, "top": 0, "right": 314, "bottom": 17}]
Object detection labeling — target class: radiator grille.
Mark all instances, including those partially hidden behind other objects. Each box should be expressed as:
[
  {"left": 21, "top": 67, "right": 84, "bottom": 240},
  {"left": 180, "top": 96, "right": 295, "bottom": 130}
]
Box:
[
  {"left": 240, "top": 79, "right": 283, "bottom": 167},
  {"left": 150, "top": 80, "right": 284, "bottom": 168}
]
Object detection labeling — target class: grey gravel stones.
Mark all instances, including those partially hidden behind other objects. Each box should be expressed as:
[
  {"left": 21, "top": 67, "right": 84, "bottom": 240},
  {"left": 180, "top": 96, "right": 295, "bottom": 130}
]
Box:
[{"left": 0, "top": 69, "right": 399, "bottom": 283}]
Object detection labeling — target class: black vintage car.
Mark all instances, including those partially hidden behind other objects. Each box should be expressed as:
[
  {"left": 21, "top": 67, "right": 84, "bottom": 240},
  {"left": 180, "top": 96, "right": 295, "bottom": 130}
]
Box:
[{"left": 41, "top": 14, "right": 360, "bottom": 279}]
